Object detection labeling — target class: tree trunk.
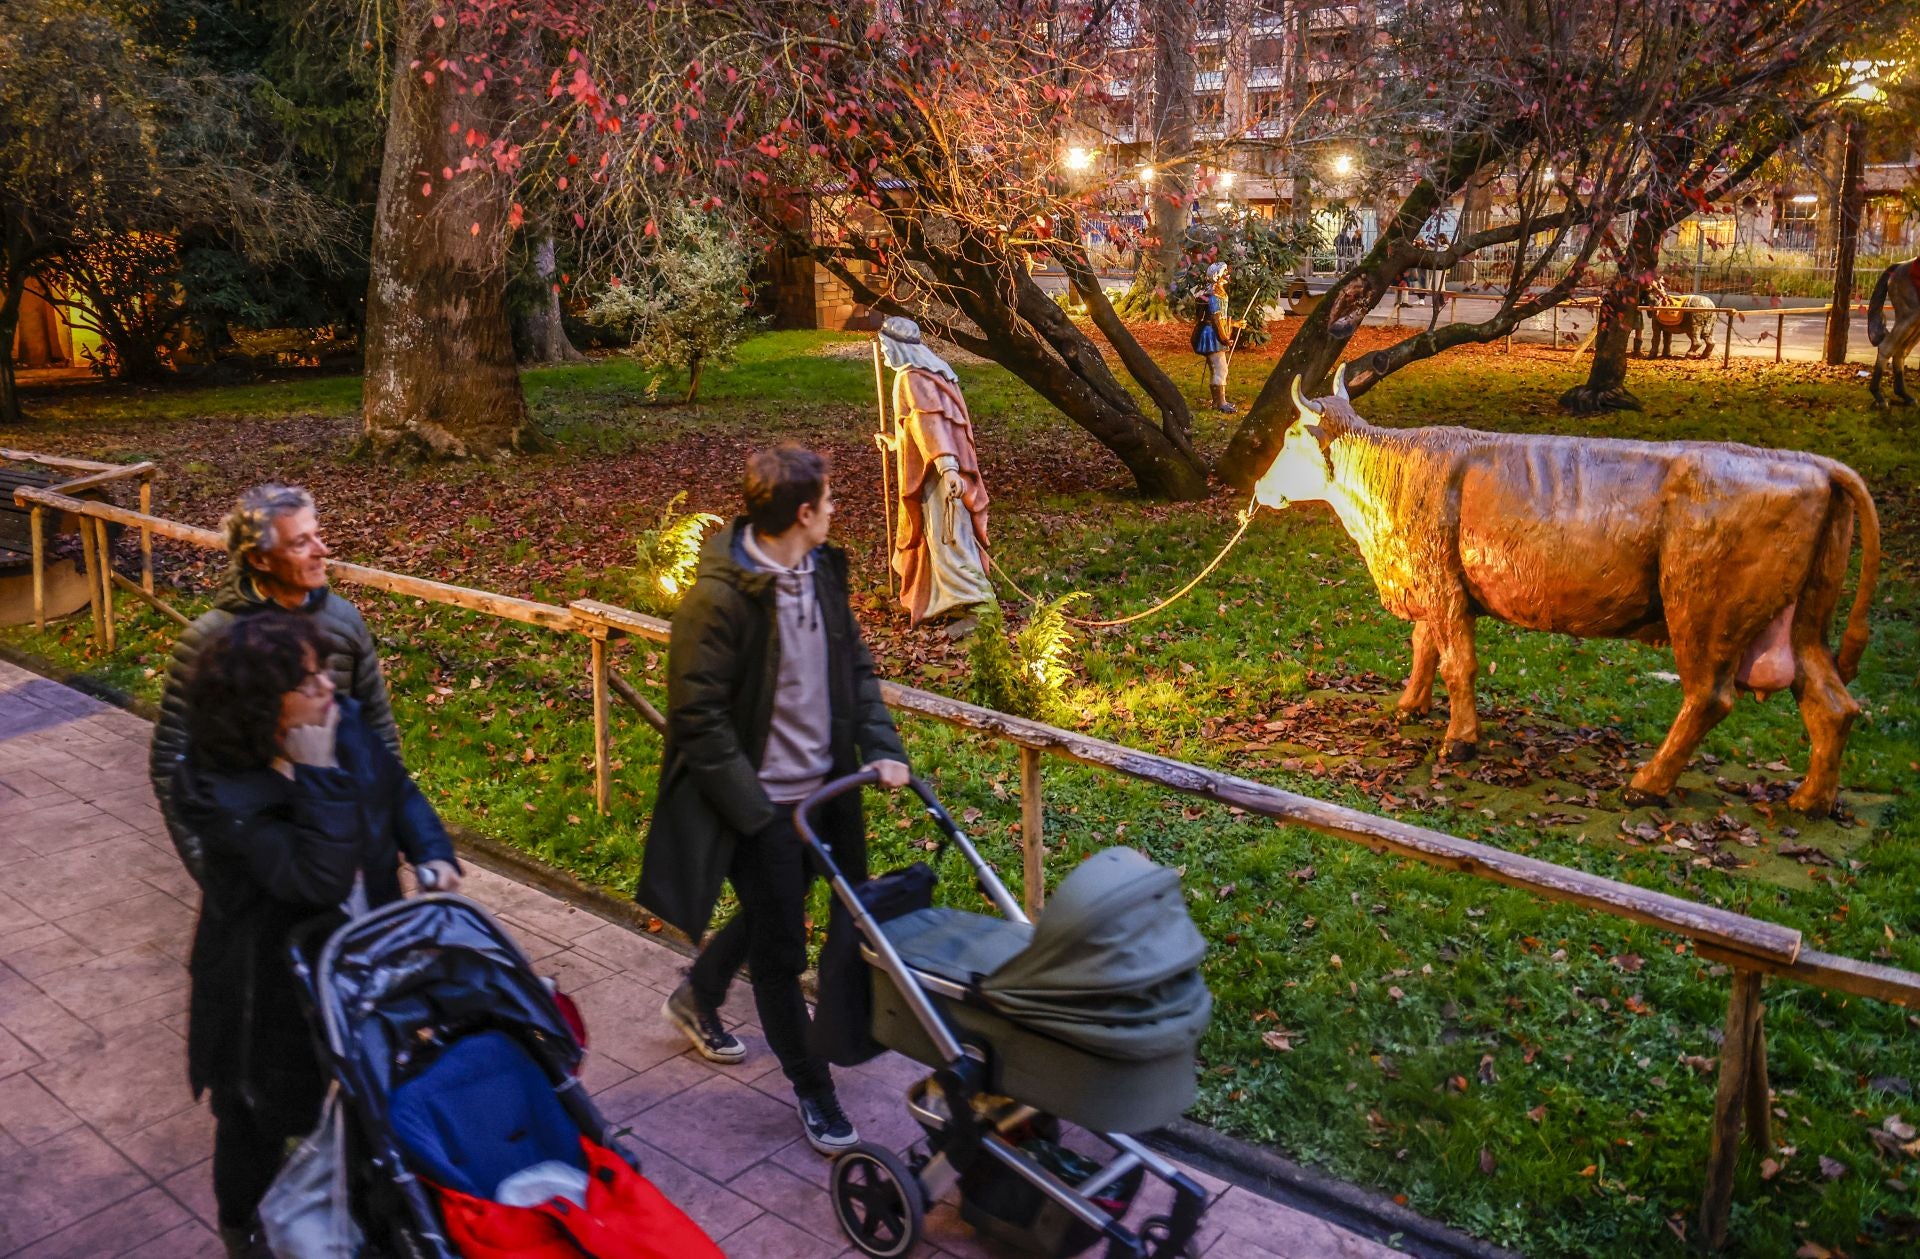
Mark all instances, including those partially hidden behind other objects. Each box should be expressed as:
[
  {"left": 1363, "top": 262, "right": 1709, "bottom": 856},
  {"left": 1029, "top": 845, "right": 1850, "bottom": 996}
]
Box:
[
  {"left": 0, "top": 271, "right": 24, "bottom": 426},
  {"left": 520, "top": 234, "right": 587, "bottom": 365},
  {"left": 361, "top": 5, "right": 548, "bottom": 459},
  {"left": 1558, "top": 278, "right": 1644, "bottom": 413},
  {"left": 1122, "top": 0, "right": 1195, "bottom": 318},
  {"left": 1563, "top": 196, "right": 1675, "bottom": 413},
  {"left": 685, "top": 351, "right": 704, "bottom": 404}
]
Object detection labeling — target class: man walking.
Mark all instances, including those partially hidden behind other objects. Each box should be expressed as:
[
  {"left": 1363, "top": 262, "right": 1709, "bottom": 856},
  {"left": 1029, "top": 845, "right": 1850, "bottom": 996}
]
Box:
[
  {"left": 149, "top": 484, "right": 450, "bottom": 889},
  {"left": 639, "top": 444, "right": 910, "bottom": 1153}
]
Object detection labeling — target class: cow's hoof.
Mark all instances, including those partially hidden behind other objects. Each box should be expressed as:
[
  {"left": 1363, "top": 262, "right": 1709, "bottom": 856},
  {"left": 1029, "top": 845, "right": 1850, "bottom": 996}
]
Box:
[
  {"left": 1621, "top": 785, "right": 1667, "bottom": 808},
  {"left": 1439, "top": 740, "right": 1478, "bottom": 764},
  {"left": 1786, "top": 786, "right": 1834, "bottom": 819}
]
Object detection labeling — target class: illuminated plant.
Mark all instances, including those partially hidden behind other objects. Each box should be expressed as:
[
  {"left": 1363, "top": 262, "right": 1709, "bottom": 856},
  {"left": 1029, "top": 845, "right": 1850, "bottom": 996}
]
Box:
[{"left": 630, "top": 492, "right": 722, "bottom": 613}]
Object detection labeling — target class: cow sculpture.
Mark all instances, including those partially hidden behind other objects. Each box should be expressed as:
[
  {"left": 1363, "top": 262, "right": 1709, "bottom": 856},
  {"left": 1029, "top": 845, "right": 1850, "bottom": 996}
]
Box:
[
  {"left": 1253, "top": 367, "right": 1880, "bottom": 817},
  {"left": 1866, "top": 257, "right": 1920, "bottom": 408}
]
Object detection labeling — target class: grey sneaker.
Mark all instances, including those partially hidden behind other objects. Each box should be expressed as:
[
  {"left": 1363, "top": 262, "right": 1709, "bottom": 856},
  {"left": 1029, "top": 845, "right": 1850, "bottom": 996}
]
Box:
[
  {"left": 798, "top": 1089, "right": 860, "bottom": 1153},
  {"left": 662, "top": 982, "right": 746, "bottom": 1064}
]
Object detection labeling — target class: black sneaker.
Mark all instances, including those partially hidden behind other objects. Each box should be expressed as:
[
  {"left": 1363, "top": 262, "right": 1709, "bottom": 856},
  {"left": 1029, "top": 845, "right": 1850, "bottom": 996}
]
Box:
[
  {"left": 798, "top": 1089, "right": 860, "bottom": 1153},
  {"left": 662, "top": 982, "right": 746, "bottom": 1063}
]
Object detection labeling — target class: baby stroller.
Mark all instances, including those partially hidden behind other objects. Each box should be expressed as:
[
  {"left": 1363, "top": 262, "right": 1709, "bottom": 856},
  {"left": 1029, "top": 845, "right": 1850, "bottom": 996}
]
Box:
[
  {"left": 798, "top": 770, "right": 1214, "bottom": 1259},
  {"left": 287, "top": 894, "right": 720, "bottom": 1258}
]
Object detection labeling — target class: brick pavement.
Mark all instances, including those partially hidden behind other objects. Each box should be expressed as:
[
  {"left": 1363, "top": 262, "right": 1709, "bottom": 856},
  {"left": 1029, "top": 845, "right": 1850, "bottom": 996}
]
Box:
[{"left": 0, "top": 659, "right": 1400, "bottom": 1258}]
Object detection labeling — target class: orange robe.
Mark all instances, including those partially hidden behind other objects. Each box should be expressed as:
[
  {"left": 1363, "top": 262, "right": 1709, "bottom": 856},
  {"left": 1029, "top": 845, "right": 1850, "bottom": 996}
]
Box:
[{"left": 891, "top": 368, "right": 992, "bottom": 624}]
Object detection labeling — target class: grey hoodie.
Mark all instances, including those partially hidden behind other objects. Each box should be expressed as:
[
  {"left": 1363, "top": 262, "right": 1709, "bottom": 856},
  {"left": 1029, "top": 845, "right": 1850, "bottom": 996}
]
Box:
[{"left": 739, "top": 527, "right": 835, "bottom": 803}]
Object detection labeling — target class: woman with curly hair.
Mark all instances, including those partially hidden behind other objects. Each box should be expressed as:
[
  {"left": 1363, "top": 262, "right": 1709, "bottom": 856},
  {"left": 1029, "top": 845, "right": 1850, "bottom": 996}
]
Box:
[{"left": 174, "top": 612, "right": 460, "bottom": 1258}]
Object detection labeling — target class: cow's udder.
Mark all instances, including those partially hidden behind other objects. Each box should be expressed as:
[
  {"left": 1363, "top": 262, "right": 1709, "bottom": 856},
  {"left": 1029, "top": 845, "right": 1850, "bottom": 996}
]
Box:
[{"left": 1736, "top": 602, "right": 1797, "bottom": 696}]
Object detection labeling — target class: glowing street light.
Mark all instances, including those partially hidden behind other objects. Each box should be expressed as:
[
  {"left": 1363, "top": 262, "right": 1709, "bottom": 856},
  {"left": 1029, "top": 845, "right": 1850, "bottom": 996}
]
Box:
[
  {"left": 1137, "top": 165, "right": 1156, "bottom": 185},
  {"left": 1063, "top": 146, "right": 1094, "bottom": 172},
  {"left": 1218, "top": 170, "right": 1236, "bottom": 189},
  {"left": 1330, "top": 152, "right": 1354, "bottom": 177}
]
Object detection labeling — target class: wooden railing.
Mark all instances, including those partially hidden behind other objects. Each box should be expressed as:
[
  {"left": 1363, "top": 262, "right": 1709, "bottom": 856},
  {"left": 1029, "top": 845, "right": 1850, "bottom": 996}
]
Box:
[
  {"left": 12, "top": 473, "right": 1919, "bottom": 1249},
  {"left": 2, "top": 449, "right": 160, "bottom": 641}
]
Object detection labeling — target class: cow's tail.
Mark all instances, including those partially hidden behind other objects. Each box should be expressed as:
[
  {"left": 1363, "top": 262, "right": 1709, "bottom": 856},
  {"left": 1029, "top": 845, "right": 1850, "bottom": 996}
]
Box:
[
  {"left": 1866, "top": 264, "right": 1893, "bottom": 347},
  {"left": 1831, "top": 463, "right": 1880, "bottom": 683}
]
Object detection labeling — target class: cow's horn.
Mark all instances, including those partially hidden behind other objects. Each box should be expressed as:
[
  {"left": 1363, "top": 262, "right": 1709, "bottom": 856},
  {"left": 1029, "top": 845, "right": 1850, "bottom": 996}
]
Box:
[
  {"left": 1290, "top": 375, "right": 1322, "bottom": 414},
  {"left": 1332, "top": 362, "right": 1350, "bottom": 402}
]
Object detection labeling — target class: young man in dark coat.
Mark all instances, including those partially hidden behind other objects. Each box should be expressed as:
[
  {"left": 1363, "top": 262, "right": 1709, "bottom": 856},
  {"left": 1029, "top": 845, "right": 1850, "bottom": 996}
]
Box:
[
  {"left": 151, "top": 483, "right": 401, "bottom": 885},
  {"left": 638, "top": 444, "right": 909, "bottom": 1152}
]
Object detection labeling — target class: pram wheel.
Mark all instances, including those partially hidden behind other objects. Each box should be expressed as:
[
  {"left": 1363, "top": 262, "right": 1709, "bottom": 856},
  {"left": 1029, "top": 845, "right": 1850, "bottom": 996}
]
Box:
[{"left": 830, "top": 1142, "right": 924, "bottom": 1258}]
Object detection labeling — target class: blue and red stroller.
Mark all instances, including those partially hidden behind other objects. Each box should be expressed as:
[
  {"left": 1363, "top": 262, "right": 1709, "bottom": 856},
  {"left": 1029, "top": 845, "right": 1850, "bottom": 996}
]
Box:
[{"left": 287, "top": 894, "right": 720, "bottom": 1258}]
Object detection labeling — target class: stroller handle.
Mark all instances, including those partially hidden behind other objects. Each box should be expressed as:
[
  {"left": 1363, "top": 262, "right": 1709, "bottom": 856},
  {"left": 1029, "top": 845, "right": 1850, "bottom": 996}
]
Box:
[{"left": 793, "top": 769, "right": 1028, "bottom": 925}]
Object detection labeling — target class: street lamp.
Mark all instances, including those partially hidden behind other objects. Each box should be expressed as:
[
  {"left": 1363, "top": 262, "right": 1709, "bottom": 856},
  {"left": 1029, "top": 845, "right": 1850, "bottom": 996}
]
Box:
[
  {"left": 1137, "top": 165, "right": 1156, "bottom": 185},
  {"left": 1331, "top": 152, "right": 1355, "bottom": 177},
  {"left": 1063, "top": 146, "right": 1094, "bottom": 172},
  {"left": 1825, "top": 62, "right": 1885, "bottom": 365}
]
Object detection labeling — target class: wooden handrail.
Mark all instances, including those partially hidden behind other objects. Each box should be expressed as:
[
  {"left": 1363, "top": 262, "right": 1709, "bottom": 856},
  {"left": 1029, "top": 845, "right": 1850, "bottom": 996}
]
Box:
[
  {"left": 46, "top": 462, "right": 156, "bottom": 495},
  {"left": 0, "top": 447, "right": 128, "bottom": 474}
]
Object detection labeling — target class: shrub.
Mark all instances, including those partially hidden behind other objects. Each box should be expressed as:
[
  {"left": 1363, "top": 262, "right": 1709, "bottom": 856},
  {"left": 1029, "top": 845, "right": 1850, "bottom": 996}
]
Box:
[{"left": 584, "top": 206, "right": 758, "bottom": 403}]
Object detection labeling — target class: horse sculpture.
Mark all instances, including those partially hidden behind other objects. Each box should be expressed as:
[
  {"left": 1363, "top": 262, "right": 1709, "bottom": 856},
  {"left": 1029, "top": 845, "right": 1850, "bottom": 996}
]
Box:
[
  {"left": 1866, "top": 257, "right": 1920, "bottom": 408},
  {"left": 1252, "top": 366, "right": 1880, "bottom": 817},
  {"left": 1631, "top": 279, "right": 1716, "bottom": 359}
]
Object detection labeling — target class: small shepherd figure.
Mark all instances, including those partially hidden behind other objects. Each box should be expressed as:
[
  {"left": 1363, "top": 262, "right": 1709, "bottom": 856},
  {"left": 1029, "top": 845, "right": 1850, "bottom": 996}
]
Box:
[{"left": 876, "top": 316, "right": 994, "bottom": 635}]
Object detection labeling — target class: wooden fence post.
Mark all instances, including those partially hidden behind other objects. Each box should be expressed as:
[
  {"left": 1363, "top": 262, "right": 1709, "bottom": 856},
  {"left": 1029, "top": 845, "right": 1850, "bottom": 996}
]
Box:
[
  {"left": 1723, "top": 311, "right": 1733, "bottom": 369},
  {"left": 1020, "top": 745, "right": 1044, "bottom": 919},
  {"left": 30, "top": 506, "right": 46, "bottom": 631},
  {"left": 138, "top": 475, "right": 154, "bottom": 594},
  {"left": 1699, "top": 969, "right": 1768, "bottom": 1249},
  {"left": 589, "top": 634, "right": 611, "bottom": 815},
  {"left": 94, "top": 518, "right": 116, "bottom": 652},
  {"left": 78, "top": 517, "right": 105, "bottom": 649},
  {"left": 1776, "top": 312, "right": 1785, "bottom": 364}
]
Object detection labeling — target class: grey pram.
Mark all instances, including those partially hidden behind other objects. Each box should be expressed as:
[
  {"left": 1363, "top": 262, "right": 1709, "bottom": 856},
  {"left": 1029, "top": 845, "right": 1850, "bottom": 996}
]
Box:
[{"left": 796, "top": 770, "right": 1212, "bottom": 1259}]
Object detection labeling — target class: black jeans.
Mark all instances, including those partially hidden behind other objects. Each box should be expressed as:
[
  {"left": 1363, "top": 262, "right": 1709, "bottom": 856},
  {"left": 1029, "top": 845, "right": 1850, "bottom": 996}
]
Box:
[
  {"left": 689, "top": 814, "right": 835, "bottom": 1098},
  {"left": 209, "top": 1072, "right": 327, "bottom": 1230}
]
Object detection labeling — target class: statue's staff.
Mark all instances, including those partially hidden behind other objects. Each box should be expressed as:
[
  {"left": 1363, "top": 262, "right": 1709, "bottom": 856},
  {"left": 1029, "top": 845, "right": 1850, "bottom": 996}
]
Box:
[
  {"left": 870, "top": 337, "right": 895, "bottom": 596},
  {"left": 1223, "top": 283, "right": 1267, "bottom": 373}
]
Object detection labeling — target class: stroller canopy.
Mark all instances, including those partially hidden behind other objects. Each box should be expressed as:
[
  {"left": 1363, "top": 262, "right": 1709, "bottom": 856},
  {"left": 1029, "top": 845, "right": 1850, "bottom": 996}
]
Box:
[{"left": 978, "top": 847, "right": 1212, "bottom": 1062}]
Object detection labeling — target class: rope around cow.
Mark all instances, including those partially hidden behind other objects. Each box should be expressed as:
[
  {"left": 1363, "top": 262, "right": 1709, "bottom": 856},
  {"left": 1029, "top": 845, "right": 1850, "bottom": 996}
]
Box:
[{"left": 985, "top": 499, "right": 1262, "bottom": 628}]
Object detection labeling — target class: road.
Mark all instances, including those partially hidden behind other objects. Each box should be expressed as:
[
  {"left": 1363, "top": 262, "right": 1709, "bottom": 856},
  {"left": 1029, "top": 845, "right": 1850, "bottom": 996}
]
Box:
[{"left": 1032, "top": 272, "right": 1894, "bottom": 369}]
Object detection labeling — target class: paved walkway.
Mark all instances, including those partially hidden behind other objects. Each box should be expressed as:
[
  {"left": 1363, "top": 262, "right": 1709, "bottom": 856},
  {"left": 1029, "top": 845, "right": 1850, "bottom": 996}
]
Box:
[{"left": 0, "top": 659, "right": 1398, "bottom": 1258}]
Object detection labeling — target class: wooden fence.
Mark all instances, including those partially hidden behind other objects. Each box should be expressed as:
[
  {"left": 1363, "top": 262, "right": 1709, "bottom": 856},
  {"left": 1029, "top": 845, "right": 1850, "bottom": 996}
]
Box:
[{"left": 12, "top": 463, "right": 1920, "bottom": 1249}]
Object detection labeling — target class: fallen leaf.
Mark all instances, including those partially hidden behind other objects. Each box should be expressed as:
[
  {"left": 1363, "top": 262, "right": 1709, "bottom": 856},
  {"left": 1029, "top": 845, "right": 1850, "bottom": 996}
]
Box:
[
  {"left": 1819, "top": 1155, "right": 1848, "bottom": 1180},
  {"left": 1611, "top": 953, "right": 1645, "bottom": 973},
  {"left": 1261, "top": 1028, "right": 1298, "bottom": 1052},
  {"left": 1885, "top": 1115, "right": 1917, "bottom": 1141},
  {"left": 1795, "top": 1244, "right": 1832, "bottom": 1259},
  {"left": 1479, "top": 1147, "right": 1497, "bottom": 1176},
  {"left": 1388, "top": 986, "right": 1405, "bottom": 1001},
  {"left": 1760, "top": 1158, "right": 1781, "bottom": 1180},
  {"left": 1527, "top": 1105, "right": 1548, "bottom": 1123}
]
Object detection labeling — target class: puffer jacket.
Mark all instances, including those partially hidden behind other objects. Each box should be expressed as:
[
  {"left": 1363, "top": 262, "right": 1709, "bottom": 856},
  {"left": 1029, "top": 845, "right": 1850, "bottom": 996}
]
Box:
[
  {"left": 635, "top": 519, "right": 906, "bottom": 940},
  {"left": 150, "top": 567, "right": 400, "bottom": 884},
  {"left": 176, "top": 697, "right": 454, "bottom": 1103}
]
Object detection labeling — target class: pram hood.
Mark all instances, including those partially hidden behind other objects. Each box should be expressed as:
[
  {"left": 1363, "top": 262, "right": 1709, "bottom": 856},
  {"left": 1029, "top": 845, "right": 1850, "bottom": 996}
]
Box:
[
  {"left": 316, "top": 897, "right": 585, "bottom": 1099},
  {"left": 977, "top": 847, "right": 1211, "bottom": 1062}
]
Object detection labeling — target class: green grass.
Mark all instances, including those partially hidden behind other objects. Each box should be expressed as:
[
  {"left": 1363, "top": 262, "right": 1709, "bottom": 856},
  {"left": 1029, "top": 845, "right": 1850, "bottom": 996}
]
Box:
[{"left": 7, "top": 333, "right": 1919, "bottom": 1256}]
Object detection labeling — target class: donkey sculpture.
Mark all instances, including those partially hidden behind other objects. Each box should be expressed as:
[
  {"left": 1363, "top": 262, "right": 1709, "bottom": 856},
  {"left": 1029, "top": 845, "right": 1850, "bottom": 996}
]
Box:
[
  {"left": 1631, "top": 279, "right": 1717, "bottom": 359},
  {"left": 1252, "top": 366, "right": 1880, "bottom": 817},
  {"left": 1866, "top": 257, "right": 1920, "bottom": 408}
]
